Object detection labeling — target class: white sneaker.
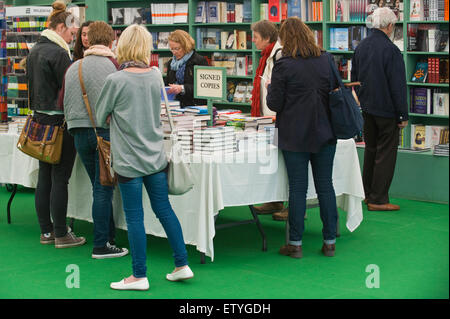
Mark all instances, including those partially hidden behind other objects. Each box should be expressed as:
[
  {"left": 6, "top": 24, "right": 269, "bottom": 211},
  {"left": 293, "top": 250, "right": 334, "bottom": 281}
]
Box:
[
  {"left": 166, "top": 266, "right": 194, "bottom": 282},
  {"left": 110, "top": 277, "right": 149, "bottom": 291}
]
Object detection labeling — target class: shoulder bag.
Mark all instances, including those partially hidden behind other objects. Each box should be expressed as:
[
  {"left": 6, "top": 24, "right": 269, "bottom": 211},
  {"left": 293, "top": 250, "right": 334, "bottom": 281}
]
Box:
[
  {"left": 78, "top": 60, "right": 116, "bottom": 187},
  {"left": 327, "top": 53, "right": 364, "bottom": 139},
  {"left": 17, "top": 114, "right": 64, "bottom": 164},
  {"left": 152, "top": 66, "right": 194, "bottom": 195}
]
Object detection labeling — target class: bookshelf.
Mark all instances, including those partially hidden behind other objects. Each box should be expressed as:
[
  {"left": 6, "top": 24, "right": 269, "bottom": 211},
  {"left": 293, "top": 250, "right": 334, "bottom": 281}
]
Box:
[{"left": 3, "top": 0, "right": 449, "bottom": 145}]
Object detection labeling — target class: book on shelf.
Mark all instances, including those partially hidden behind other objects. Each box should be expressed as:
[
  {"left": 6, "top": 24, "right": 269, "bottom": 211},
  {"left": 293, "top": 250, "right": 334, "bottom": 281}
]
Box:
[
  {"left": 411, "top": 61, "right": 428, "bottom": 83},
  {"left": 411, "top": 124, "right": 449, "bottom": 149},
  {"left": 408, "top": 87, "right": 449, "bottom": 115},
  {"left": 268, "top": 0, "right": 280, "bottom": 22},
  {"left": 330, "top": 0, "right": 374, "bottom": 22},
  {"left": 193, "top": 0, "right": 250, "bottom": 23},
  {"left": 197, "top": 28, "right": 250, "bottom": 50},
  {"left": 410, "top": 0, "right": 449, "bottom": 21},
  {"left": 409, "top": 24, "right": 449, "bottom": 52}
]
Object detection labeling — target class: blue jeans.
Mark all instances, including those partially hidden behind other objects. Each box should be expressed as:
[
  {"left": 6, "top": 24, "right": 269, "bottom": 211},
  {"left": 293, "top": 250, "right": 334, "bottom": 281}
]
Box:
[
  {"left": 282, "top": 144, "right": 338, "bottom": 246},
  {"left": 72, "top": 128, "right": 115, "bottom": 248},
  {"left": 118, "top": 171, "right": 188, "bottom": 278}
]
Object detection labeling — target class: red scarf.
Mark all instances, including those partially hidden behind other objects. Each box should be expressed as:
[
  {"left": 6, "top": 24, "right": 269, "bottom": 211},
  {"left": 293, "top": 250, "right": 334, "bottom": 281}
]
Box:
[{"left": 251, "top": 42, "right": 275, "bottom": 117}]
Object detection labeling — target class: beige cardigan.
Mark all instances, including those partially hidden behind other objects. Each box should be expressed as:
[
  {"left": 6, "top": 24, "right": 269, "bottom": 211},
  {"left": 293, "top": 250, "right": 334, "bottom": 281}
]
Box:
[{"left": 260, "top": 41, "right": 283, "bottom": 116}]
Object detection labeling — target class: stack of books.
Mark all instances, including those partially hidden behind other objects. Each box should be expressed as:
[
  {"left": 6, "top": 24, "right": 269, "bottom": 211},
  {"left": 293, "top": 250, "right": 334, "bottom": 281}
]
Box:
[
  {"left": 176, "top": 129, "right": 194, "bottom": 154},
  {"left": 433, "top": 144, "right": 449, "bottom": 157},
  {"left": 161, "top": 112, "right": 210, "bottom": 134},
  {"left": 193, "top": 126, "right": 237, "bottom": 154},
  {"left": 0, "top": 122, "right": 8, "bottom": 133}
]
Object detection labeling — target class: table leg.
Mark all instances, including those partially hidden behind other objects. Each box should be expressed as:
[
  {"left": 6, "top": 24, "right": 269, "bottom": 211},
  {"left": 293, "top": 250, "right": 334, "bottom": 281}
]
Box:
[
  {"left": 7, "top": 184, "right": 18, "bottom": 224},
  {"left": 248, "top": 205, "right": 267, "bottom": 252}
]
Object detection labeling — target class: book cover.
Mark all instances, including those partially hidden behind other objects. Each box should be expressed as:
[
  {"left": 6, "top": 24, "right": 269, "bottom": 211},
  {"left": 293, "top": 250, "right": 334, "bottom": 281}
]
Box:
[
  {"left": 195, "top": 1, "right": 206, "bottom": 23},
  {"left": 208, "top": 2, "right": 220, "bottom": 23},
  {"left": 411, "top": 61, "right": 428, "bottom": 82},
  {"left": 412, "top": 124, "right": 427, "bottom": 149},
  {"left": 413, "top": 87, "right": 428, "bottom": 114},
  {"left": 334, "top": 28, "right": 349, "bottom": 50},
  {"left": 174, "top": 3, "right": 188, "bottom": 24},
  {"left": 433, "top": 92, "right": 449, "bottom": 115},
  {"left": 268, "top": 0, "right": 280, "bottom": 22},
  {"left": 410, "top": 0, "right": 424, "bottom": 21},
  {"left": 237, "top": 30, "right": 247, "bottom": 50},
  {"left": 235, "top": 56, "right": 247, "bottom": 76},
  {"left": 287, "top": 0, "right": 301, "bottom": 18}
]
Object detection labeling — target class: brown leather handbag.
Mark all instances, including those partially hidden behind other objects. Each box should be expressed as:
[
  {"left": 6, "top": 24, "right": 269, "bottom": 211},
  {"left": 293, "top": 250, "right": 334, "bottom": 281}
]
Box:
[
  {"left": 78, "top": 60, "right": 116, "bottom": 186},
  {"left": 17, "top": 114, "right": 64, "bottom": 164}
]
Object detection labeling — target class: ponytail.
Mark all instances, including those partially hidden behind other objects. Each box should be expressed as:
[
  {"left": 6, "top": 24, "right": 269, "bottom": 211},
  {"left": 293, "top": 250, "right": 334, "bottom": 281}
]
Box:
[{"left": 47, "top": 1, "right": 73, "bottom": 30}]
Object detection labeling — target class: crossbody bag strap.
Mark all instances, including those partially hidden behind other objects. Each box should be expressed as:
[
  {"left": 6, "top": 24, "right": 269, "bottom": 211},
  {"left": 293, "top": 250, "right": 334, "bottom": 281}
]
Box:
[{"left": 78, "top": 60, "right": 98, "bottom": 134}]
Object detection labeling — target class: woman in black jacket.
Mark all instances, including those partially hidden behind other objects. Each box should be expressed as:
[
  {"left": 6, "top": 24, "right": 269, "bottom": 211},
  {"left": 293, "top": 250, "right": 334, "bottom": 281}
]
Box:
[
  {"left": 267, "top": 17, "right": 339, "bottom": 259},
  {"left": 26, "top": 1, "right": 85, "bottom": 248},
  {"left": 165, "top": 30, "right": 209, "bottom": 107}
]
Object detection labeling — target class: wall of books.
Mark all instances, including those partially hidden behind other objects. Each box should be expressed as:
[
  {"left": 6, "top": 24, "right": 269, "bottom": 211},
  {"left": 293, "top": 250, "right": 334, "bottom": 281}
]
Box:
[{"left": 3, "top": 0, "right": 450, "bottom": 152}]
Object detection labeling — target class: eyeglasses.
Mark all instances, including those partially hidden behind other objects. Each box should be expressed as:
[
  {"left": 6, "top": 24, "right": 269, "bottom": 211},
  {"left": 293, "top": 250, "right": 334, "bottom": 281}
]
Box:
[{"left": 170, "top": 46, "right": 182, "bottom": 52}]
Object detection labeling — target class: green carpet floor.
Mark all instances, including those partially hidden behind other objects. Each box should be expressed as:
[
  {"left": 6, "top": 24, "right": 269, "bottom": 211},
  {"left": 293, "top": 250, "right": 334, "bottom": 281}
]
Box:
[{"left": 0, "top": 186, "right": 448, "bottom": 299}]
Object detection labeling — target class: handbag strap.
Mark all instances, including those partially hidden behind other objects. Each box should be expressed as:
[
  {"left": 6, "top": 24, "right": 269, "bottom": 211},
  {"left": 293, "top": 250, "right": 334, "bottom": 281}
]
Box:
[
  {"left": 78, "top": 60, "right": 98, "bottom": 135},
  {"left": 326, "top": 53, "right": 344, "bottom": 91},
  {"left": 151, "top": 66, "right": 175, "bottom": 134}
]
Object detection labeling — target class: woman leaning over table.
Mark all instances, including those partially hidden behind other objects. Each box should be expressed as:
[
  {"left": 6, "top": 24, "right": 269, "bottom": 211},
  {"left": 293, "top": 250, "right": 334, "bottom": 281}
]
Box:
[
  {"left": 165, "top": 29, "right": 209, "bottom": 107},
  {"left": 26, "top": 1, "right": 85, "bottom": 248},
  {"left": 266, "top": 17, "right": 340, "bottom": 259},
  {"left": 95, "top": 24, "right": 193, "bottom": 291}
]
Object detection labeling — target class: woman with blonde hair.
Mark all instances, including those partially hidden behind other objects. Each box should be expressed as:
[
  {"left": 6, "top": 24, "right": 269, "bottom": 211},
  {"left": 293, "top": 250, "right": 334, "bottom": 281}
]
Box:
[
  {"left": 267, "top": 17, "right": 340, "bottom": 258},
  {"left": 95, "top": 24, "right": 193, "bottom": 291},
  {"left": 165, "top": 29, "right": 208, "bottom": 107}
]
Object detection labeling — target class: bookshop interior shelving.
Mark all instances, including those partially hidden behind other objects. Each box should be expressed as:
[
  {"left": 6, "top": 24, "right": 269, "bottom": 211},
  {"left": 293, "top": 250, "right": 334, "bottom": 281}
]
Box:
[{"left": 3, "top": 0, "right": 450, "bottom": 202}]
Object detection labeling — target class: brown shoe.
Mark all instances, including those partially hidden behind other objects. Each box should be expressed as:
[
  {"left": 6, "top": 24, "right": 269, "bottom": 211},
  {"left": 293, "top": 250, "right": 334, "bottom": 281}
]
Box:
[
  {"left": 40, "top": 232, "right": 55, "bottom": 245},
  {"left": 367, "top": 203, "right": 400, "bottom": 211},
  {"left": 322, "top": 243, "right": 335, "bottom": 257},
  {"left": 253, "top": 202, "right": 284, "bottom": 214},
  {"left": 55, "top": 228, "right": 86, "bottom": 248},
  {"left": 279, "top": 244, "right": 302, "bottom": 258},
  {"left": 272, "top": 207, "right": 288, "bottom": 221}
]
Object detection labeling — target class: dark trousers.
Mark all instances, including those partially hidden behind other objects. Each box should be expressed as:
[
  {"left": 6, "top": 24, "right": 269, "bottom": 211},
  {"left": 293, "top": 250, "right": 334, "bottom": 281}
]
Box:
[
  {"left": 362, "top": 112, "right": 399, "bottom": 204},
  {"left": 34, "top": 113, "right": 77, "bottom": 238},
  {"left": 72, "top": 127, "right": 116, "bottom": 248},
  {"left": 282, "top": 144, "right": 338, "bottom": 245}
]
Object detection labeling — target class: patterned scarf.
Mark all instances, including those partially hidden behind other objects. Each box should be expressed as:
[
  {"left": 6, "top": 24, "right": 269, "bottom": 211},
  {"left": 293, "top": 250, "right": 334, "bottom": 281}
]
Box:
[
  {"left": 119, "top": 61, "right": 149, "bottom": 70},
  {"left": 251, "top": 42, "right": 275, "bottom": 117},
  {"left": 170, "top": 50, "right": 194, "bottom": 84}
]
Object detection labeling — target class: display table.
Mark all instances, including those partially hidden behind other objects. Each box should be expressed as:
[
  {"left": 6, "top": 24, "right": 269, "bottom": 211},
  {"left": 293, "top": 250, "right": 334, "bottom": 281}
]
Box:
[{"left": 1, "top": 132, "right": 364, "bottom": 261}]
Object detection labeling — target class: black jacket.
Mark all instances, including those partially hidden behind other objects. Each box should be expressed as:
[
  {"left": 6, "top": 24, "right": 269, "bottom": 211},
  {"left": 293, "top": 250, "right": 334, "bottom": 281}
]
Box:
[
  {"left": 26, "top": 36, "right": 72, "bottom": 111},
  {"left": 165, "top": 51, "right": 209, "bottom": 107},
  {"left": 267, "top": 52, "right": 337, "bottom": 153},
  {"left": 351, "top": 29, "right": 408, "bottom": 122}
]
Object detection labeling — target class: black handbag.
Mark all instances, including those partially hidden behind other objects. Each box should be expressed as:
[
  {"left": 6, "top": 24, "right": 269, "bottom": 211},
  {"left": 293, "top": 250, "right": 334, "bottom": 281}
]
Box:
[{"left": 327, "top": 54, "right": 364, "bottom": 139}]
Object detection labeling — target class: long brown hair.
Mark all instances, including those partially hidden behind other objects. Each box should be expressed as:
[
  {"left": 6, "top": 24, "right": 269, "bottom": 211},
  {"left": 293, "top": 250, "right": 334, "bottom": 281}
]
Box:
[
  {"left": 279, "top": 17, "right": 321, "bottom": 59},
  {"left": 47, "top": 1, "right": 73, "bottom": 30},
  {"left": 73, "top": 20, "right": 94, "bottom": 61}
]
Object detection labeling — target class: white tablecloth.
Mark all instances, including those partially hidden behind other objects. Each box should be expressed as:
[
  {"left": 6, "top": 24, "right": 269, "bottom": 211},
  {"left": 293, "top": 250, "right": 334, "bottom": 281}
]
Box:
[
  {"left": 0, "top": 133, "right": 39, "bottom": 188},
  {"left": 0, "top": 133, "right": 364, "bottom": 261}
]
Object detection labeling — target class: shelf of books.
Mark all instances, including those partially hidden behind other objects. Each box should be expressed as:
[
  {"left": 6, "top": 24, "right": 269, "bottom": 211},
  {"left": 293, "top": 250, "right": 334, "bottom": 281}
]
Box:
[{"left": 4, "top": 0, "right": 449, "bottom": 153}]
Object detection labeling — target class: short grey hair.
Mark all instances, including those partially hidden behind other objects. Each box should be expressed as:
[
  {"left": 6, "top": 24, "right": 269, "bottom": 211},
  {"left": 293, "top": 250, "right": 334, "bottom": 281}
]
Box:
[{"left": 371, "top": 7, "right": 398, "bottom": 29}]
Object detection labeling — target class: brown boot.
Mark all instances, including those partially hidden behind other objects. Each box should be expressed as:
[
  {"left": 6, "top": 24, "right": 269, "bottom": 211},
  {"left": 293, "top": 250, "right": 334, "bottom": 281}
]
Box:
[
  {"left": 279, "top": 244, "right": 302, "bottom": 258},
  {"left": 55, "top": 228, "right": 86, "bottom": 248},
  {"left": 272, "top": 207, "right": 288, "bottom": 221},
  {"left": 322, "top": 243, "right": 335, "bottom": 257},
  {"left": 253, "top": 202, "right": 284, "bottom": 215}
]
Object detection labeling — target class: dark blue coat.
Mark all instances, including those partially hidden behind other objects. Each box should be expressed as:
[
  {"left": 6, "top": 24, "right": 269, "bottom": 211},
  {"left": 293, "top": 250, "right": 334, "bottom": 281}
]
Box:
[
  {"left": 351, "top": 29, "right": 408, "bottom": 122},
  {"left": 267, "top": 52, "right": 337, "bottom": 153}
]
